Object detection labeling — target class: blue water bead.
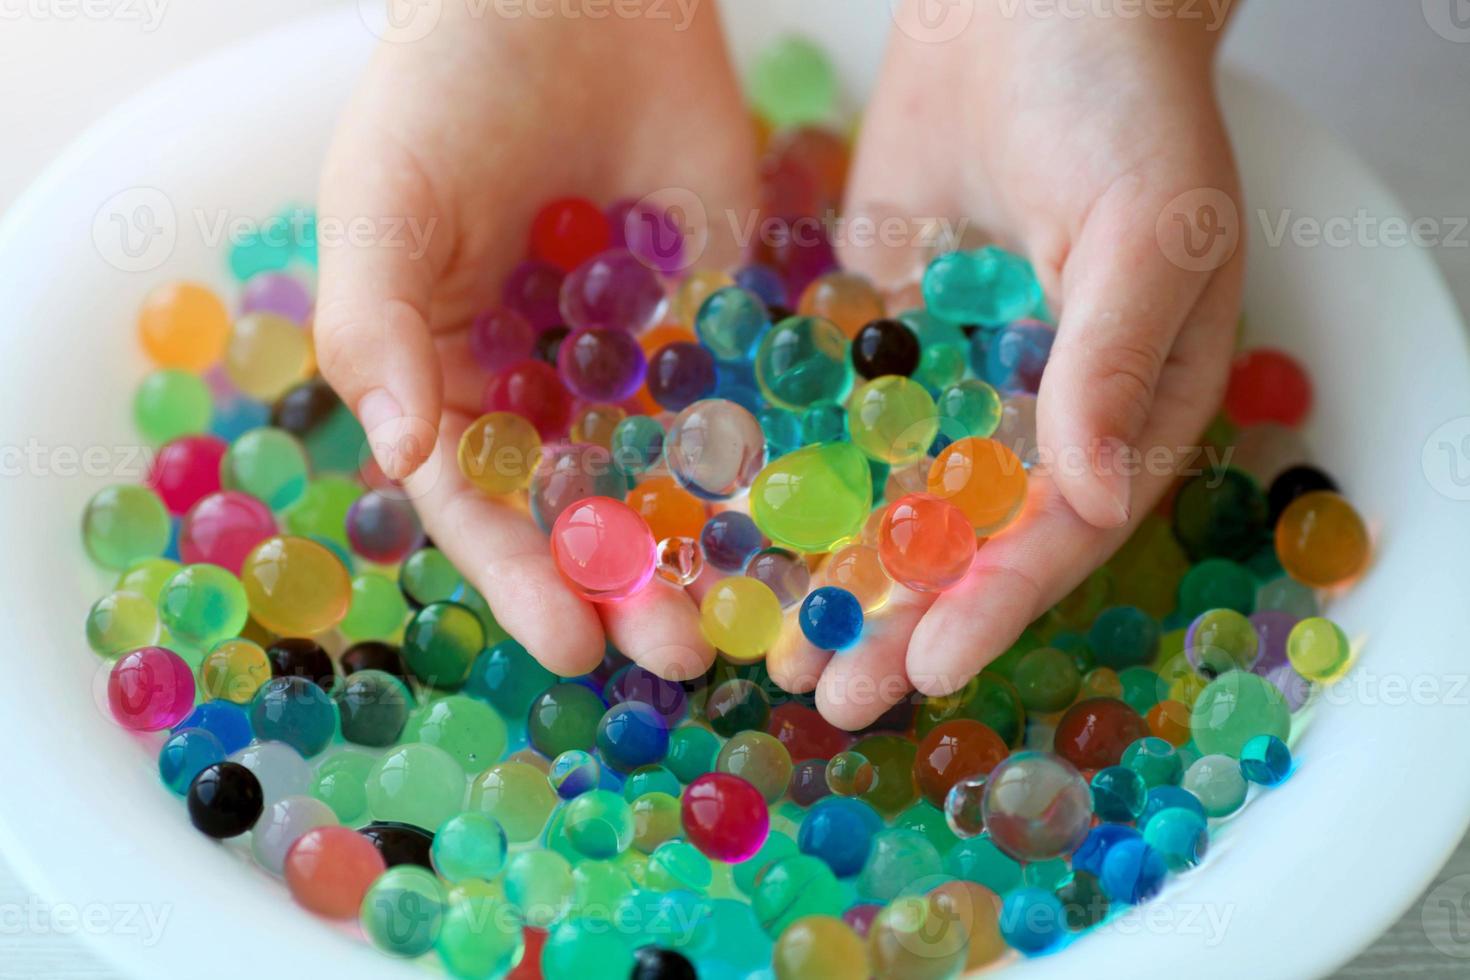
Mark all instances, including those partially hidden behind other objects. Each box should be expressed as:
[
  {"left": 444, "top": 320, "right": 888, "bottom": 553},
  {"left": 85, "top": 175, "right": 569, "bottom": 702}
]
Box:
[
  {"left": 1142, "top": 807, "right": 1209, "bottom": 871},
  {"left": 758, "top": 407, "right": 803, "bottom": 459},
  {"left": 713, "top": 373, "right": 762, "bottom": 416},
  {"left": 922, "top": 246, "right": 1043, "bottom": 326},
  {"left": 209, "top": 392, "right": 271, "bottom": 443},
  {"left": 981, "top": 320, "right": 1055, "bottom": 394},
  {"left": 1090, "top": 766, "right": 1148, "bottom": 822},
  {"left": 1139, "top": 785, "right": 1206, "bottom": 829},
  {"left": 734, "top": 264, "right": 788, "bottom": 309},
  {"left": 799, "top": 402, "right": 846, "bottom": 445},
  {"left": 798, "top": 587, "right": 864, "bottom": 651},
  {"left": 1099, "top": 838, "right": 1168, "bottom": 904},
  {"left": 943, "top": 835, "right": 1023, "bottom": 894},
  {"left": 466, "top": 639, "right": 557, "bottom": 721},
  {"left": 550, "top": 750, "right": 602, "bottom": 798},
  {"left": 604, "top": 664, "right": 688, "bottom": 725},
  {"left": 248, "top": 677, "right": 337, "bottom": 757},
  {"left": 175, "top": 700, "right": 253, "bottom": 755},
  {"left": 158, "top": 728, "right": 226, "bottom": 795},
  {"left": 1072, "top": 824, "right": 1143, "bottom": 878},
  {"left": 696, "top": 286, "right": 771, "bottom": 363},
  {"left": 700, "top": 512, "right": 767, "bottom": 572},
  {"left": 1089, "top": 606, "right": 1161, "bottom": 669},
  {"left": 1239, "top": 734, "right": 1292, "bottom": 786},
  {"left": 797, "top": 796, "right": 882, "bottom": 877},
  {"left": 648, "top": 342, "right": 718, "bottom": 412},
  {"left": 999, "top": 887, "right": 1068, "bottom": 956},
  {"left": 595, "top": 702, "right": 670, "bottom": 772}
]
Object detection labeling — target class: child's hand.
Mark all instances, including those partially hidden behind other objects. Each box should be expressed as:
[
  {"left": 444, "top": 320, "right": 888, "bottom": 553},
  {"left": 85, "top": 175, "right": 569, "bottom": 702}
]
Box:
[
  {"left": 775, "top": 3, "right": 1245, "bottom": 727},
  {"left": 315, "top": 7, "right": 757, "bottom": 680}
]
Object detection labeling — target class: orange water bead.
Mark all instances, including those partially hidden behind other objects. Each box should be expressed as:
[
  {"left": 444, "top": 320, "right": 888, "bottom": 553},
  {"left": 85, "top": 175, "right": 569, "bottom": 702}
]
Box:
[
  {"left": 570, "top": 403, "right": 626, "bottom": 449},
  {"left": 928, "top": 880, "right": 1007, "bottom": 971},
  {"left": 798, "top": 272, "right": 885, "bottom": 338},
  {"left": 825, "top": 543, "right": 892, "bottom": 612},
  {"left": 1274, "top": 490, "right": 1369, "bottom": 587},
  {"left": 138, "top": 281, "right": 231, "bottom": 371},
  {"left": 913, "top": 719, "right": 1009, "bottom": 808},
  {"left": 876, "top": 494, "right": 976, "bottom": 593},
  {"left": 1079, "top": 667, "right": 1123, "bottom": 700},
  {"left": 284, "top": 825, "right": 387, "bottom": 920},
  {"left": 1146, "top": 699, "right": 1191, "bottom": 746},
  {"left": 626, "top": 475, "right": 708, "bottom": 542},
  {"left": 927, "top": 437, "right": 1028, "bottom": 536}
]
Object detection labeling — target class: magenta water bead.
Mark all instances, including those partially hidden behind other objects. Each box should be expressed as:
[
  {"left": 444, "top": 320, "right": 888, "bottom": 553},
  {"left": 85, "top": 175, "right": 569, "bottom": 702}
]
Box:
[
  {"left": 240, "top": 273, "right": 313, "bottom": 324},
  {"left": 502, "top": 259, "right": 565, "bottom": 330},
  {"left": 108, "top": 647, "right": 196, "bottom": 731},
  {"left": 179, "top": 491, "right": 277, "bottom": 574},
  {"left": 550, "top": 496, "right": 657, "bottom": 602},
  {"left": 469, "top": 308, "right": 535, "bottom": 374},
  {"left": 559, "top": 249, "right": 665, "bottom": 332},
  {"left": 607, "top": 199, "right": 685, "bottom": 275},
  {"left": 557, "top": 327, "right": 647, "bottom": 403},
  {"left": 147, "top": 434, "right": 228, "bottom": 515},
  {"left": 346, "top": 490, "right": 423, "bottom": 565}
]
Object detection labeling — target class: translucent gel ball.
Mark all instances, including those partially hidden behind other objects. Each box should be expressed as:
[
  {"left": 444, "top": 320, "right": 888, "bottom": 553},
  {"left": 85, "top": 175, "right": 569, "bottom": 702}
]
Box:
[
  {"left": 220, "top": 427, "right": 309, "bottom": 511},
  {"left": 529, "top": 443, "right": 626, "bottom": 533},
  {"left": 700, "top": 577, "right": 783, "bottom": 662},
  {"left": 159, "top": 563, "right": 249, "bottom": 647},
  {"left": 655, "top": 536, "right": 704, "bottom": 586},
  {"left": 877, "top": 494, "right": 976, "bottom": 593},
  {"left": 665, "top": 399, "right": 767, "bottom": 501},
  {"left": 134, "top": 369, "right": 212, "bottom": 445},
  {"left": 432, "top": 812, "right": 509, "bottom": 883},
  {"left": 682, "top": 773, "right": 771, "bottom": 863},
  {"left": 179, "top": 491, "right": 277, "bottom": 574},
  {"left": 755, "top": 316, "right": 854, "bottom": 411},
  {"left": 550, "top": 496, "right": 657, "bottom": 602},
  {"left": 980, "top": 751, "right": 1092, "bottom": 861},
  {"left": 559, "top": 249, "right": 665, "bottom": 332},
  {"left": 746, "top": 547, "right": 812, "bottom": 608},
  {"left": 846, "top": 376, "right": 938, "bottom": 465},
  {"left": 799, "top": 586, "right": 864, "bottom": 651},
  {"left": 468, "top": 307, "right": 534, "bottom": 373},
  {"left": 458, "top": 411, "right": 544, "bottom": 496},
  {"left": 224, "top": 312, "right": 312, "bottom": 400},
  {"left": 83, "top": 484, "right": 171, "bottom": 570},
  {"left": 109, "top": 646, "right": 196, "bottom": 731},
  {"left": 751, "top": 442, "right": 873, "bottom": 553},
  {"left": 240, "top": 535, "right": 351, "bottom": 635},
  {"left": 1275, "top": 491, "right": 1369, "bottom": 587},
  {"left": 825, "top": 544, "right": 892, "bottom": 612},
  {"left": 284, "top": 825, "right": 385, "bottom": 920},
  {"left": 647, "top": 342, "right": 718, "bottom": 412},
  {"left": 927, "top": 437, "right": 1028, "bottom": 536},
  {"left": 360, "top": 865, "right": 446, "bottom": 958},
  {"left": 695, "top": 286, "right": 771, "bottom": 362},
  {"left": 549, "top": 749, "right": 603, "bottom": 798},
  {"left": 1190, "top": 672, "right": 1291, "bottom": 757},
  {"left": 86, "top": 590, "right": 160, "bottom": 658},
  {"left": 557, "top": 327, "right": 647, "bottom": 402},
  {"left": 922, "top": 246, "right": 1042, "bottom": 326},
  {"left": 483, "top": 359, "right": 573, "bottom": 439},
  {"left": 345, "top": 491, "right": 422, "bottom": 565}
]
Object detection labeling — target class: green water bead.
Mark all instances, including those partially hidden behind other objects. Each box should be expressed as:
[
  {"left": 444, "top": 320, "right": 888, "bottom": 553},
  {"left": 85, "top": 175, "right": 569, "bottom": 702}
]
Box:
[
  {"left": 133, "top": 369, "right": 212, "bottom": 445},
  {"left": 852, "top": 734, "right": 918, "bottom": 817},
  {"left": 748, "top": 35, "right": 837, "bottom": 128},
  {"left": 401, "top": 547, "right": 463, "bottom": 606},
  {"left": 752, "top": 854, "right": 847, "bottom": 936},
  {"left": 1256, "top": 575, "right": 1319, "bottom": 618},
  {"left": 406, "top": 695, "right": 508, "bottom": 772},
  {"left": 1023, "top": 858, "right": 1071, "bottom": 891},
  {"left": 571, "top": 861, "right": 636, "bottom": 920},
  {"left": 86, "top": 590, "right": 160, "bottom": 657},
  {"left": 943, "top": 836, "right": 1023, "bottom": 895},
  {"left": 893, "top": 801, "right": 960, "bottom": 857},
  {"left": 469, "top": 762, "right": 558, "bottom": 843},
  {"left": 361, "top": 865, "right": 446, "bottom": 958},
  {"left": 915, "top": 344, "right": 967, "bottom": 393},
  {"left": 733, "top": 831, "right": 798, "bottom": 896},
  {"left": 435, "top": 893, "right": 524, "bottom": 979},
  {"left": 648, "top": 840, "right": 713, "bottom": 893},
  {"left": 754, "top": 316, "right": 854, "bottom": 412},
  {"left": 922, "top": 246, "right": 1043, "bottom": 326},
  {"left": 158, "top": 563, "right": 249, "bottom": 647},
  {"left": 504, "top": 850, "right": 574, "bottom": 928},
  {"left": 1121, "top": 736, "right": 1183, "bottom": 788},
  {"left": 543, "top": 916, "right": 636, "bottom": 977},
  {"left": 335, "top": 669, "right": 412, "bottom": 747},
  {"left": 82, "top": 485, "right": 170, "bottom": 570},
  {"left": 312, "top": 749, "right": 375, "bottom": 823},
  {"left": 609, "top": 415, "right": 667, "bottom": 476},
  {"left": 631, "top": 792, "right": 683, "bottom": 855},
  {"left": 1287, "top": 617, "right": 1351, "bottom": 682},
  {"left": 1179, "top": 559, "right": 1257, "bottom": 617},
  {"left": 914, "top": 673, "right": 1025, "bottom": 747},
  {"left": 1011, "top": 646, "right": 1081, "bottom": 713},
  {"left": 750, "top": 441, "right": 872, "bottom": 553},
  {"left": 1119, "top": 666, "right": 1161, "bottom": 715},
  {"left": 1190, "top": 608, "right": 1259, "bottom": 670},
  {"left": 857, "top": 828, "right": 943, "bottom": 902},
  {"left": 433, "top": 813, "right": 509, "bottom": 883},
  {"left": 116, "top": 557, "right": 181, "bottom": 603},
  {"left": 284, "top": 475, "right": 362, "bottom": 548},
  {"left": 402, "top": 602, "right": 484, "bottom": 690},
  {"left": 846, "top": 376, "right": 939, "bottom": 466},
  {"left": 458, "top": 585, "right": 511, "bottom": 647},
  {"left": 220, "top": 427, "right": 309, "bottom": 510},
  {"left": 622, "top": 765, "right": 682, "bottom": 801},
  {"left": 366, "top": 742, "right": 466, "bottom": 829},
  {"left": 1190, "top": 672, "right": 1291, "bottom": 758},
  {"left": 1172, "top": 467, "right": 1268, "bottom": 562},
  {"left": 470, "top": 639, "right": 556, "bottom": 721},
  {"left": 936, "top": 379, "right": 1003, "bottom": 441},
  {"left": 565, "top": 789, "right": 636, "bottom": 859},
  {"left": 1182, "top": 754, "right": 1248, "bottom": 817},
  {"left": 340, "top": 572, "right": 410, "bottom": 640},
  {"left": 528, "top": 682, "right": 605, "bottom": 757}
]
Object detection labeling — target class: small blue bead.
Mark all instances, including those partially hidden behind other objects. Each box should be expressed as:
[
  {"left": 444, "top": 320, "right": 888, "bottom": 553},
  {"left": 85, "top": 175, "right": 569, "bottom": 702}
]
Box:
[
  {"left": 799, "top": 587, "right": 864, "bottom": 651},
  {"left": 1239, "top": 733, "right": 1292, "bottom": 786},
  {"left": 1072, "top": 824, "right": 1141, "bottom": 878},
  {"left": 1143, "top": 807, "right": 1210, "bottom": 871},
  {"left": 1139, "top": 785, "right": 1206, "bottom": 829},
  {"left": 158, "top": 728, "right": 226, "bottom": 795},
  {"left": 1090, "top": 766, "right": 1147, "bottom": 822},
  {"left": 1100, "top": 838, "right": 1168, "bottom": 904},
  {"left": 797, "top": 796, "right": 882, "bottom": 877},
  {"left": 175, "top": 700, "right": 253, "bottom": 755},
  {"left": 594, "top": 702, "right": 670, "bottom": 772},
  {"left": 734, "top": 263, "right": 788, "bottom": 309},
  {"left": 999, "top": 887, "right": 1068, "bottom": 955},
  {"left": 983, "top": 319, "right": 1055, "bottom": 393}
]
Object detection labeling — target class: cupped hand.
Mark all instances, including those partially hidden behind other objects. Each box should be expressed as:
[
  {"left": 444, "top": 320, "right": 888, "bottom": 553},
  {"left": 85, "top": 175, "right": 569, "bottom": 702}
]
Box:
[
  {"left": 315, "top": 8, "right": 758, "bottom": 681},
  {"left": 772, "top": 2, "right": 1246, "bottom": 728}
]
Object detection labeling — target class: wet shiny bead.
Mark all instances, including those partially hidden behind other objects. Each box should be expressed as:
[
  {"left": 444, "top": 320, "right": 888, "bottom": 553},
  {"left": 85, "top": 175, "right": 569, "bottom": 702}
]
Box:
[
  {"left": 224, "top": 313, "right": 312, "bottom": 400},
  {"left": 360, "top": 865, "right": 446, "bottom": 957},
  {"left": 1182, "top": 753, "right": 1248, "bottom": 817},
  {"left": 1275, "top": 491, "right": 1369, "bottom": 587},
  {"left": 1225, "top": 348, "right": 1312, "bottom": 427},
  {"left": 846, "top": 376, "right": 938, "bottom": 465},
  {"left": 799, "top": 586, "right": 863, "bottom": 650},
  {"left": 824, "top": 544, "right": 891, "bottom": 612},
  {"left": 850, "top": 318, "right": 920, "bottom": 379},
  {"left": 913, "top": 719, "right": 1009, "bottom": 809},
  {"left": 927, "top": 437, "right": 1027, "bottom": 535},
  {"left": 1286, "top": 616, "right": 1351, "bottom": 681},
  {"left": 998, "top": 887, "right": 1067, "bottom": 956},
  {"left": 134, "top": 369, "right": 212, "bottom": 445},
  {"left": 705, "top": 678, "right": 772, "bottom": 738},
  {"left": 252, "top": 795, "right": 338, "bottom": 875},
  {"left": 109, "top": 646, "right": 195, "bottom": 731},
  {"left": 654, "top": 536, "right": 703, "bottom": 586},
  {"left": 717, "top": 731, "right": 793, "bottom": 804},
  {"left": 1091, "top": 765, "right": 1148, "bottom": 822},
  {"left": 597, "top": 702, "right": 671, "bottom": 772},
  {"left": 1187, "top": 607, "right": 1260, "bottom": 672},
  {"left": 682, "top": 773, "right": 771, "bottom": 862},
  {"left": 366, "top": 743, "right": 465, "bottom": 831},
  {"left": 344, "top": 491, "right": 422, "bottom": 565},
  {"left": 647, "top": 342, "right": 718, "bottom": 412},
  {"left": 551, "top": 497, "right": 656, "bottom": 602},
  {"left": 483, "top": 359, "right": 573, "bottom": 439},
  {"left": 560, "top": 248, "right": 664, "bottom": 332},
  {"left": 1190, "top": 672, "right": 1291, "bottom": 757},
  {"left": 564, "top": 789, "right": 636, "bottom": 859},
  {"left": 558, "top": 326, "right": 647, "bottom": 402},
  {"left": 549, "top": 750, "right": 602, "bottom": 798},
  {"left": 528, "top": 682, "right": 606, "bottom": 757},
  {"left": 83, "top": 485, "right": 171, "bottom": 570},
  {"left": 240, "top": 536, "right": 351, "bottom": 636},
  {"left": 1099, "top": 838, "right": 1167, "bottom": 904},
  {"left": 981, "top": 752, "right": 1092, "bottom": 861},
  {"left": 530, "top": 443, "right": 626, "bottom": 532},
  {"left": 530, "top": 197, "right": 610, "bottom": 271},
  {"left": 86, "top": 590, "right": 160, "bottom": 658},
  {"left": 159, "top": 728, "right": 227, "bottom": 795},
  {"left": 187, "top": 761, "right": 265, "bottom": 838},
  {"left": 334, "top": 670, "right": 412, "bottom": 747},
  {"left": 1142, "top": 807, "right": 1209, "bottom": 871},
  {"left": 922, "top": 247, "right": 1042, "bottom": 326},
  {"left": 751, "top": 442, "right": 872, "bottom": 553},
  {"left": 219, "top": 427, "right": 309, "bottom": 511},
  {"left": 402, "top": 601, "right": 485, "bottom": 689},
  {"left": 877, "top": 494, "right": 976, "bottom": 593},
  {"left": 700, "top": 577, "right": 783, "bottom": 662},
  {"left": 1054, "top": 698, "right": 1149, "bottom": 770},
  {"left": 981, "top": 319, "right": 1054, "bottom": 394},
  {"left": 773, "top": 915, "right": 868, "bottom": 980},
  {"left": 458, "top": 411, "right": 544, "bottom": 496},
  {"left": 798, "top": 796, "right": 882, "bottom": 877},
  {"left": 1172, "top": 468, "right": 1268, "bottom": 562},
  {"left": 754, "top": 316, "right": 854, "bottom": 411},
  {"left": 1239, "top": 733, "right": 1292, "bottom": 786},
  {"left": 700, "top": 511, "right": 766, "bottom": 572},
  {"left": 469, "top": 762, "right": 558, "bottom": 844},
  {"left": 942, "top": 776, "right": 987, "bottom": 839},
  {"left": 936, "top": 379, "right": 1003, "bottom": 441},
  {"left": 179, "top": 491, "right": 277, "bottom": 574},
  {"left": 138, "top": 281, "right": 230, "bottom": 371},
  {"left": 285, "top": 825, "right": 386, "bottom": 920},
  {"left": 250, "top": 677, "right": 338, "bottom": 757},
  {"left": 665, "top": 399, "right": 767, "bottom": 500}
]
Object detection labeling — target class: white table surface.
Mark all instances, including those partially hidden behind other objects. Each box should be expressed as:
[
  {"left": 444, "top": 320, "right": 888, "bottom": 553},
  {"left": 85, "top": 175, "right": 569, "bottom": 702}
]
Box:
[{"left": 1, "top": 1, "right": 1467, "bottom": 976}]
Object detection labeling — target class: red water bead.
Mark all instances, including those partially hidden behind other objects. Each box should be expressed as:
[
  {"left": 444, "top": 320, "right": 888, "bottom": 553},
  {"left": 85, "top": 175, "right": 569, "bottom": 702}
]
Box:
[
  {"left": 507, "top": 927, "right": 547, "bottom": 980},
  {"left": 179, "top": 491, "right": 277, "bottom": 574},
  {"left": 147, "top": 434, "right": 228, "bottom": 515},
  {"left": 768, "top": 703, "right": 853, "bottom": 761},
  {"left": 1053, "top": 697, "right": 1148, "bottom": 770},
  {"left": 682, "top": 773, "right": 771, "bottom": 863},
  {"left": 1224, "top": 348, "right": 1313, "bottom": 427},
  {"left": 529, "top": 198, "right": 610, "bottom": 272},
  {"left": 483, "top": 360, "right": 574, "bottom": 439},
  {"left": 876, "top": 494, "right": 977, "bottom": 593},
  {"left": 284, "top": 825, "right": 386, "bottom": 920},
  {"left": 912, "top": 719, "right": 1010, "bottom": 808},
  {"left": 108, "top": 646, "right": 196, "bottom": 731},
  {"left": 766, "top": 126, "right": 849, "bottom": 212}
]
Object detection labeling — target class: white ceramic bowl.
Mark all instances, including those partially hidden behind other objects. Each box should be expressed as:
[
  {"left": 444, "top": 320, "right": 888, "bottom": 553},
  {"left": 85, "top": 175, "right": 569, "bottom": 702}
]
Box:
[{"left": 2, "top": 5, "right": 1469, "bottom": 979}]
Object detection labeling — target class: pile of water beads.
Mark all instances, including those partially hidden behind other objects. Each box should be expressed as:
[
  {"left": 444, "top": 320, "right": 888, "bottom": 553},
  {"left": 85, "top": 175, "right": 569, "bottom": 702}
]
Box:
[{"left": 80, "top": 35, "right": 1372, "bottom": 980}]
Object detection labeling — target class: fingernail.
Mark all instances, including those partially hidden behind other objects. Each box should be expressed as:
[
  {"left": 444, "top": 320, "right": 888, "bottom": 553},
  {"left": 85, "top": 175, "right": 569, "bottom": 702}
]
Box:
[
  {"left": 1094, "top": 436, "right": 1132, "bottom": 527},
  {"left": 359, "top": 387, "right": 417, "bottom": 481}
]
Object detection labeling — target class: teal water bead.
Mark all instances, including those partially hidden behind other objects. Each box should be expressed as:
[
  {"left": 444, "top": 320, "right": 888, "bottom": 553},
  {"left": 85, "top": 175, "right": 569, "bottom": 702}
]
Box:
[
  {"left": 695, "top": 286, "right": 770, "bottom": 361},
  {"left": 83, "top": 485, "right": 171, "bottom": 570},
  {"left": 1182, "top": 754, "right": 1249, "bottom": 817},
  {"left": 665, "top": 725, "right": 720, "bottom": 783},
  {"left": 922, "top": 246, "right": 1042, "bottom": 326},
  {"left": 1239, "top": 734, "right": 1292, "bottom": 786},
  {"left": 312, "top": 749, "right": 375, "bottom": 822},
  {"left": 1012, "top": 646, "right": 1081, "bottom": 713},
  {"left": 134, "top": 369, "right": 212, "bottom": 445},
  {"left": 943, "top": 835, "right": 1023, "bottom": 895},
  {"left": 754, "top": 316, "right": 854, "bottom": 412},
  {"left": 1179, "top": 558, "right": 1256, "bottom": 617},
  {"left": 1172, "top": 468, "right": 1268, "bottom": 562},
  {"left": 759, "top": 406, "right": 803, "bottom": 458},
  {"left": 856, "top": 828, "right": 943, "bottom": 902},
  {"left": 648, "top": 839, "right": 713, "bottom": 892},
  {"left": 751, "top": 854, "right": 847, "bottom": 936},
  {"left": 405, "top": 694, "right": 508, "bottom": 772},
  {"left": 571, "top": 860, "right": 635, "bottom": 919},
  {"left": 1089, "top": 605, "right": 1160, "bottom": 669},
  {"left": 361, "top": 865, "right": 446, "bottom": 957},
  {"left": 334, "top": 669, "right": 412, "bottom": 747},
  {"left": 1191, "top": 672, "right": 1291, "bottom": 757},
  {"left": 402, "top": 601, "right": 484, "bottom": 689},
  {"left": 158, "top": 728, "right": 226, "bottom": 795},
  {"left": 1119, "top": 666, "right": 1161, "bottom": 715},
  {"left": 733, "top": 830, "right": 798, "bottom": 895},
  {"left": 528, "top": 682, "right": 606, "bottom": 757},
  {"left": 622, "top": 765, "right": 681, "bottom": 801},
  {"left": 400, "top": 547, "right": 464, "bottom": 606},
  {"left": 250, "top": 676, "right": 337, "bottom": 757},
  {"left": 432, "top": 813, "right": 509, "bottom": 882},
  {"left": 894, "top": 800, "right": 961, "bottom": 856},
  {"left": 436, "top": 894, "right": 524, "bottom": 978},
  {"left": 565, "top": 789, "right": 636, "bottom": 859},
  {"left": 936, "top": 379, "right": 1004, "bottom": 441},
  {"left": 1255, "top": 575, "right": 1319, "bottom": 619},
  {"left": 1091, "top": 766, "right": 1148, "bottom": 822},
  {"left": 916, "top": 343, "right": 967, "bottom": 392},
  {"left": 543, "top": 916, "right": 635, "bottom": 977},
  {"left": 158, "top": 563, "right": 249, "bottom": 648},
  {"left": 1120, "top": 737, "right": 1183, "bottom": 788},
  {"left": 220, "top": 427, "right": 309, "bottom": 510},
  {"left": 748, "top": 35, "right": 837, "bottom": 128},
  {"left": 800, "top": 401, "right": 846, "bottom": 445},
  {"left": 504, "top": 850, "right": 574, "bottom": 928},
  {"left": 340, "top": 572, "right": 411, "bottom": 640},
  {"left": 609, "top": 415, "right": 667, "bottom": 476},
  {"left": 366, "top": 743, "right": 466, "bottom": 829},
  {"left": 1141, "top": 807, "right": 1209, "bottom": 870},
  {"left": 467, "top": 638, "right": 558, "bottom": 721},
  {"left": 86, "top": 590, "right": 160, "bottom": 657}
]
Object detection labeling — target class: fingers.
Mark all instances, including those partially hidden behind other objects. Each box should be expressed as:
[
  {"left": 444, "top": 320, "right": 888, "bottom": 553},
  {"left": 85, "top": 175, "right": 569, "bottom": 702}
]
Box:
[
  {"left": 316, "top": 132, "right": 447, "bottom": 482},
  {"left": 1035, "top": 176, "right": 1217, "bottom": 529},
  {"left": 816, "top": 586, "right": 935, "bottom": 731},
  {"left": 600, "top": 581, "right": 715, "bottom": 684}
]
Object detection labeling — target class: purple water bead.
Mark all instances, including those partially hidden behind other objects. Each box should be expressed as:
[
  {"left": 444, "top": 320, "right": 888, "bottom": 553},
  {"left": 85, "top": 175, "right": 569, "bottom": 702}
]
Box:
[
  {"left": 699, "top": 511, "right": 767, "bottom": 572},
  {"left": 647, "top": 342, "right": 718, "bottom": 412},
  {"left": 608, "top": 199, "right": 686, "bottom": 276},
  {"left": 502, "top": 259, "right": 566, "bottom": 330},
  {"left": 1250, "top": 610, "right": 1299, "bottom": 675},
  {"left": 1265, "top": 661, "right": 1313, "bottom": 711},
  {"left": 559, "top": 249, "right": 666, "bottom": 332},
  {"left": 240, "top": 273, "right": 313, "bottom": 324},
  {"left": 604, "top": 664, "right": 688, "bottom": 724},
  {"left": 557, "top": 327, "right": 647, "bottom": 402},
  {"left": 734, "top": 263, "right": 789, "bottom": 309}
]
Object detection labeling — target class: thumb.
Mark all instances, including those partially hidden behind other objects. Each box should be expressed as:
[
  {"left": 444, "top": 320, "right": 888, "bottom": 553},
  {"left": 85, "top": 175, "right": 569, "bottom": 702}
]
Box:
[{"left": 315, "top": 140, "right": 446, "bottom": 481}]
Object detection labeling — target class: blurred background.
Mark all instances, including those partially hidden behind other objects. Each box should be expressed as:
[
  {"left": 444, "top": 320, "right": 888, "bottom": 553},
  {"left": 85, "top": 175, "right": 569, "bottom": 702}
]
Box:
[{"left": 0, "top": 0, "right": 1466, "bottom": 975}]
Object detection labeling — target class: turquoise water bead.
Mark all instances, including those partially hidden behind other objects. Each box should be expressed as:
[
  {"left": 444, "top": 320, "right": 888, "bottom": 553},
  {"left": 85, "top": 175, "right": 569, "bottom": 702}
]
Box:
[
  {"left": 404, "top": 694, "right": 508, "bottom": 772},
  {"left": 564, "top": 789, "right": 636, "bottom": 858},
  {"left": 695, "top": 286, "right": 770, "bottom": 361},
  {"left": 1183, "top": 754, "right": 1249, "bottom": 817},
  {"left": 922, "top": 247, "right": 1043, "bottom": 326},
  {"left": 570, "top": 860, "right": 635, "bottom": 919},
  {"left": 1121, "top": 737, "right": 1183, "bottom": 788},
  {"left": 83, "top": 485, "right": 171, "bottom": 570},
  {"left": 1190, "top": 672, "right": 1291, "bottom": 757},
  {"left": 751, "top": 854, "right": 846, "bottom": 935},
  {"left": 1239, "top": 734, "right": 1292, "bottom": 786},
  {"left": 432, "top": 813, "right": 509, "bottom": 882},
  {"left": 361, "top": 865, "right": 446, "bottom": 957},
  {"left": 999, "top": 887, "right": 1067, "bottom": 956},
  {"left": 800, "top": 401, "right": 846, "bottom": 445},
  {"left": 550, "top": 750, "right": 603, "bottom": 798},
  {"left": 936, "top": 379, "right": 1003, "bottom": 441},
  {"left": 754, "top": 316, "right": 854, "bottom": 412},
  {"left": 504, "top": 850, "right": 575, "bottom": 928},
  {"left": 158, "top": 728, "right": 226, "bottom": 795},
  {"left": 622, "top": 765, "right": 681, "bottom": 800},
  {"left": 1142, "top": 807, "right": 1209, "bottom": 870},
  {"left": 943, "top": 835, "right": 1023, "bottom": 894},
  {"left": 250, "top": 677, "right": 337, "bottom": 757},
  {"left": 856, "top": 828, "right": 943, "bottom": 902},
  {"left": 1089, "top": 605, "right": 1160, "bottom": 669},
  {"left": 366, "top": 743, "right": 466, "bottom": 830},
  {"left": 467, "top": 638, "right": 558, "bottom": 720},
  {"left": 1091, "top": 765, "right": 1148, "bottom": 822},
  {"left": 648, "top": 839, "right": 714, "bottom": 892},
  {"left": 220, "top": 427, "right": 309, "bottom": 510},
  {"left": 543, "top": 917, "right": 636, "bottom": 977},
  {"left": 609, "top": 415, "right": 667, "bottom": 476},
  {"left": 665, "top": 725, "right": 720, "bottom": 783},
  {"left": 86, "top": 590, "right": 160, "bottom": 657}
]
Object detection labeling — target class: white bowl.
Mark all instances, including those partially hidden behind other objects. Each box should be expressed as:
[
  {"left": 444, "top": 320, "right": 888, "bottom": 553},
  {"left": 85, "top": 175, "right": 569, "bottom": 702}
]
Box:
[{"left": 1, "top": 5, "right": 1469, "bottom": 979}]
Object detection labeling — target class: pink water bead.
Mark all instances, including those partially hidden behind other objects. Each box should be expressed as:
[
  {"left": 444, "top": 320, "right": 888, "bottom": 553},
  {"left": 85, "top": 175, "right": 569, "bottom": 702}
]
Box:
[
  {"left": 550, "top": 497, "right": 656, "bottom": 602},
  {"left": 607, "top": 199, "right": 686, "bottom": 276},
  {"left": 108, "top": 646, "right": 196, "bottom": 731},
  {"left": 240, "top": 273, "right": 313, "bottom": 324},
  {"left": 559, "top": 249, "right": 666, "bottom": 332},
  {"left": 148, "top": 434, "right": 229, "bottom": 514},
  {"left": 502, "top": 259, "right": 566, "bottom": 330},
  {"left": 179, "top": 491, "right": 277, "bottom": 573},
  {"left": 681, "top": 773, "right": 770, "bottom": 863},
  {"left": 469, "top": 308, "right": 535, "bottom": 374}
]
